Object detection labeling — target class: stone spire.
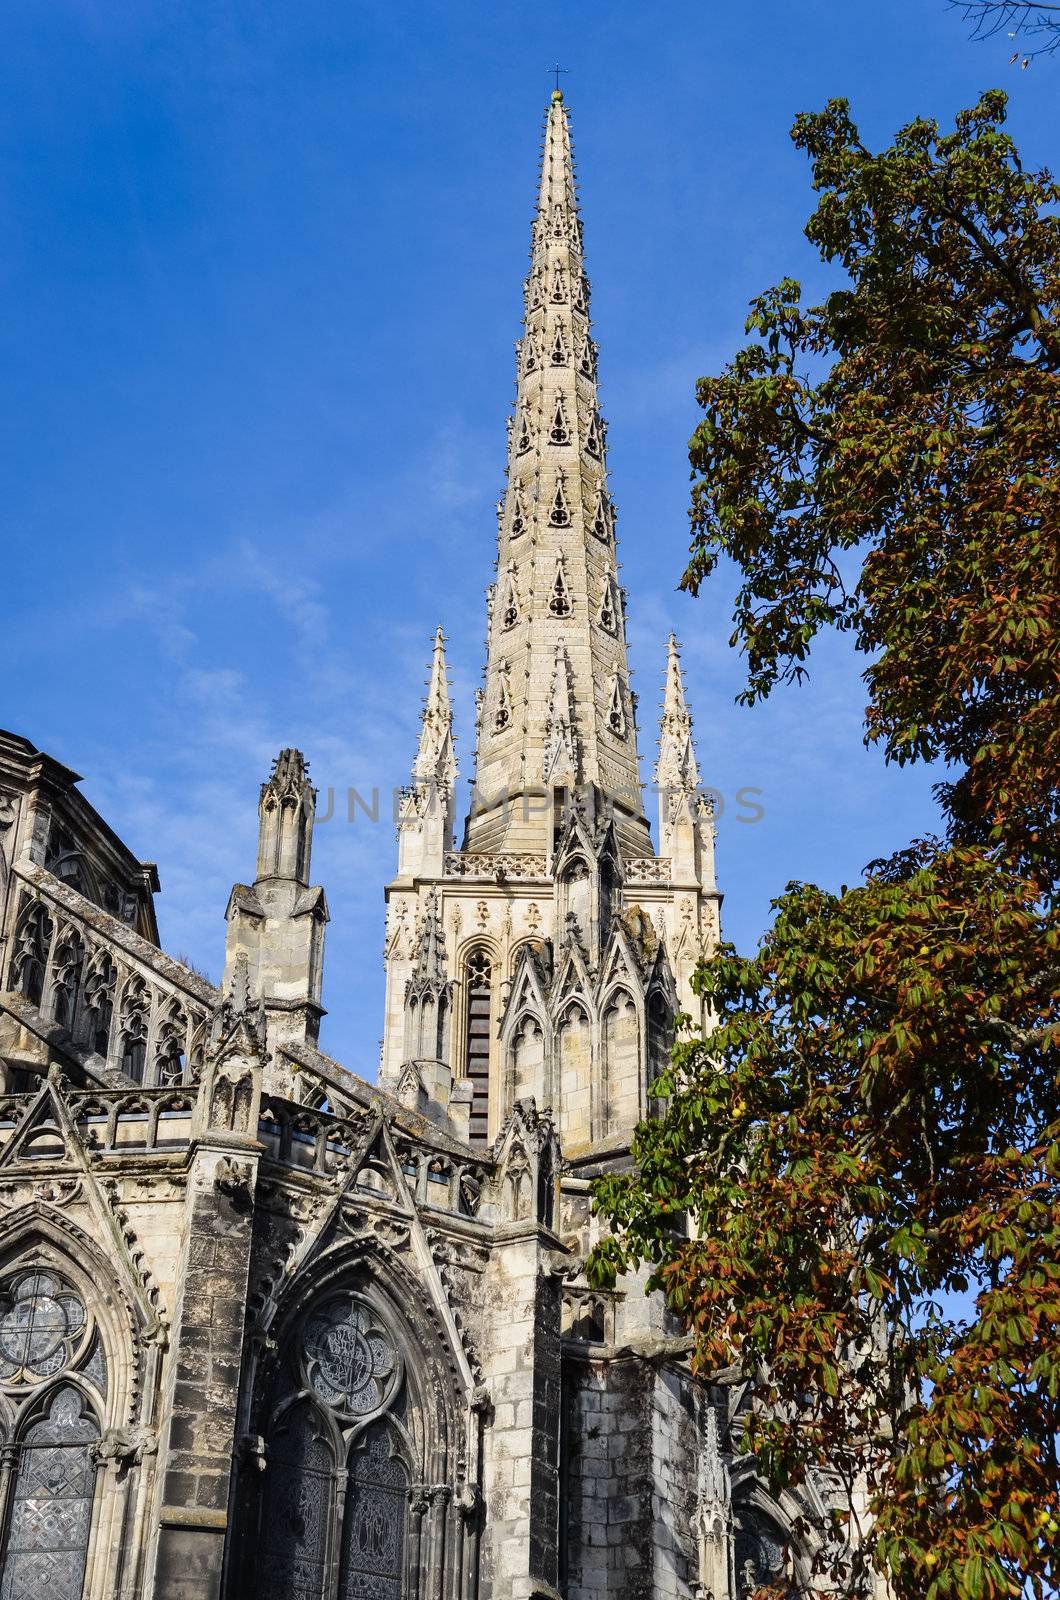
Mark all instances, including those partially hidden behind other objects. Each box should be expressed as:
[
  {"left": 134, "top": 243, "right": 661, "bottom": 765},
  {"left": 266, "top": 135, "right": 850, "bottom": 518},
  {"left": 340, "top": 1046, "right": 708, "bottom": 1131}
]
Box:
[
  {"left": 465, "top": 90, "right": 652, "bottom": 861},
  {"left": 655, "top": 633, "right": 701, "bottom": 800},
  {"left": 654, "top": 634, "right": 713, "bottom": 881},
  {"left": 414, "top": 626, "right": 458, "bottom": 789},
  {"left": 397, "top": 628, "right": 458, "bottom": 876}
]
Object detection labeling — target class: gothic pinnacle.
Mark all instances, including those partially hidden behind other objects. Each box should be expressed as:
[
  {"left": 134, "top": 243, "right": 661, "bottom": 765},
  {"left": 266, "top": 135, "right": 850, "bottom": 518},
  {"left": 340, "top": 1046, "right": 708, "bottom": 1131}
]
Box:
[
  {"left": 413, "top": 626, "right": 457, "bottom": 790},
  {"left": 655, "top": 633, "right": 701, "bottom": 795}
]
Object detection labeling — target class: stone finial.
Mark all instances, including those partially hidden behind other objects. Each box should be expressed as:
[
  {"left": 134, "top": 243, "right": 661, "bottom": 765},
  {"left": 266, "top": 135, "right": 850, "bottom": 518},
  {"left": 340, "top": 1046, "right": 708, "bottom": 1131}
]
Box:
[{"left": 208, "top": 953, "right": 267, "bottom": 1054}]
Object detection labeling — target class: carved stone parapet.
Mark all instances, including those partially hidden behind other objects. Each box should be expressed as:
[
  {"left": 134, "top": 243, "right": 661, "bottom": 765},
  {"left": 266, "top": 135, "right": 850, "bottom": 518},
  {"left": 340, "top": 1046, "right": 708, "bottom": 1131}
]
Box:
[
  {"left": 443, "top": 852, "right": 547, "bottom": 880},
  {"left": 626, "top": 855, "right": 672, "bottom": 884}
]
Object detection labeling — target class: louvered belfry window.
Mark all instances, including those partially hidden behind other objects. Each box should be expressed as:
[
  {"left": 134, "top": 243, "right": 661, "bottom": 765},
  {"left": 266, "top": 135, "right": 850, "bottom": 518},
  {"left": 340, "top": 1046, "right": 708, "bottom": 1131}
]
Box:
[{"left": 464, "top": 951, "right": 493, "bottom": 1145}]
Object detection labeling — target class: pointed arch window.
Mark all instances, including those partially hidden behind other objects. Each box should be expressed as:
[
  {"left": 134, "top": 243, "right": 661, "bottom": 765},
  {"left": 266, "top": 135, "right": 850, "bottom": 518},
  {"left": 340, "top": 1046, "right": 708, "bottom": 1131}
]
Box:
[
  {"left": 577, "top": 337, "right": 596, "bottom": 379},
  {"left": 550, "top": 267, "right": 568, "bottom": 303},
  {"left": 501, "top": 566, "right": 520, "bottom": 630},
  {"left": 515, "top": 406, "right": 532, "bottom": 456},
  {"left": 607, "top": 674, "right": 628, "bottom": 739},
  {"left": 508, "top": 488, "right": 528, "bottom": 538},
  {"left": 521, "top": 333, "right": 541, "bottom": 375},
  {"left": 256, "top": 1401, "right": 332, "bottom": 1600},
  {"left": 597, "top": 574, "right": 619, "bottom": 635},
  {"left": 0, "top": 1267, "right": 108, "bottom": 1600},
  {"left": 49, "top": 933, "right": 84, "bottom": 1031},
  {"left": 82, "top": 956, "right": 117, "bottom": 1060},
  {"left": 494, "top": 666, "right": 513, "bottom": 733},
  {"left": 550, "top": 324, "right": 569, "bottom": 366},
  {"left": 464, "top": 949, "right": 493, "bottom": 1145},
  {"left": 584, "top": 412, "right": 603, "bottom": 458},
  {"left": 156, "top": 999, "right": 188, "bottom": 1087},
  {"left": 0, "top": 1389, "right": 99, "bottom": 1600},
  {"left": 339, "top": 1422, "right": 409, "bottom": 1600},
  {"left": 250, "top": 1296, "right": 415, "bottom": 1600}
]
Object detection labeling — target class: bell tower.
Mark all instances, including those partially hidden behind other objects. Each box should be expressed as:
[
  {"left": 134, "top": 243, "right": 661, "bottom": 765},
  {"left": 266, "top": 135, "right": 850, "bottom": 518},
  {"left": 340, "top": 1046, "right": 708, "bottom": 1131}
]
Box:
[{"left": 381, "top": 93, "right": 721, "bottom": 1152}]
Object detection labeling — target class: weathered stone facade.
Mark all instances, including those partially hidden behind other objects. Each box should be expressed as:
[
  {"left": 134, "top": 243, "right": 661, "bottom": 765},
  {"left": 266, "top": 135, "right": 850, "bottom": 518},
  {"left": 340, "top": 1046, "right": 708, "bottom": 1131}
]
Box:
[{"left": 0, "top": 94, "right": 827, "bottom": 1600}]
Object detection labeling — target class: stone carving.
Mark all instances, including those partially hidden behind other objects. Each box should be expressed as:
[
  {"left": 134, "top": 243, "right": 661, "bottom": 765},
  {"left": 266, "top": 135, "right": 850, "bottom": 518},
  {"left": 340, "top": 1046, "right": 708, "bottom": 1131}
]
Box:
[
  {"left": 214, "top": 1157, "right": 255, "bottom": 1210},
  {"left": 93, "top": 1424, "right": 158, "bottom": 1476},
  {"left": 443, "top": 853, "right": 547, "bottom": 880},
  {"left": 626, "top": 856, "right": 672, "bottom": 884}
]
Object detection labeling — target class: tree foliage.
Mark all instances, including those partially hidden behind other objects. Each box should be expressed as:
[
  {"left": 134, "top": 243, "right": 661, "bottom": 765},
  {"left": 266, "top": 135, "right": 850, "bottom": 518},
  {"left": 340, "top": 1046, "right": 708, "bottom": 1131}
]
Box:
[{"left": 591, "top": 94, "right": 1059, "bottom": 1600}]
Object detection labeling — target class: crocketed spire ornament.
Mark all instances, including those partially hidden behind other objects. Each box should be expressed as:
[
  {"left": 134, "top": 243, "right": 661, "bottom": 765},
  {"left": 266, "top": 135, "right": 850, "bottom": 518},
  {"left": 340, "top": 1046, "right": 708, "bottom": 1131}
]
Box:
[{"left": 413, "top": 626, "right": 458, "bottom": 791}]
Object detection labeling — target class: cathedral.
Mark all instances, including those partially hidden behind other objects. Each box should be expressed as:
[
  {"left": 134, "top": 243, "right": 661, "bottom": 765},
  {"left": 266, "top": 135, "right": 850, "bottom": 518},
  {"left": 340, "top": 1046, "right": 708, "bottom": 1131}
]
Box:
[{"left": 0, "top": 93, "right": 823, "bottom": 1600}]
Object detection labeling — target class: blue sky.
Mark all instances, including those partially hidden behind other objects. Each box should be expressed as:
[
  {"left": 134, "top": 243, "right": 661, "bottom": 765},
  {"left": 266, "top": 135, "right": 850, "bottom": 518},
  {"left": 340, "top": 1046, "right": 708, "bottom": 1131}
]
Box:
[{"left": 2, "top": 0, "right": 1055, "bottom": 1073}]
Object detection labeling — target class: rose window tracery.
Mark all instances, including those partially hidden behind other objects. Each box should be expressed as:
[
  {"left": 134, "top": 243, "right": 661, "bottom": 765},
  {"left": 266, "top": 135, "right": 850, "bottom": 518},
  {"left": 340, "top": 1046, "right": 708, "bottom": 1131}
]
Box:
[
  {"left": 303, "top": 1299, "right": 398, "bottom": 1416},
  {"left": 0, "top": 1272, "right": 87, "bottom": 1385}
]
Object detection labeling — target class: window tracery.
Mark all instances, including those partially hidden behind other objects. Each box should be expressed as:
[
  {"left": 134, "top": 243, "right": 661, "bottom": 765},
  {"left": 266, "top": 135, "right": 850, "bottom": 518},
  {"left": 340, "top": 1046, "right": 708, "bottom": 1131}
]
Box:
[
  {"left": 253, "top": 1294, "right": 416, "bottom": 1600},
  {"left": 0, "top": 1388, "right": 98, "bottom": 1600},
  {"left": 303, "top": 1301, "right": 400, "bottom": 1418},
  {"left": 549, "top": 474, "right": 571, "bottom": 527},
  {"left": 338, "top": 1422, "right": 409, "bottom": 1600},
  {"left": 0, "top": 1267, "right": 108, "bottom": 1600},
  {"left": 0, "top": 1272, "right": 88, "bottom": 1386},
  {"left": 10, "top": 903, "right": 52, "bottom": 1008}
]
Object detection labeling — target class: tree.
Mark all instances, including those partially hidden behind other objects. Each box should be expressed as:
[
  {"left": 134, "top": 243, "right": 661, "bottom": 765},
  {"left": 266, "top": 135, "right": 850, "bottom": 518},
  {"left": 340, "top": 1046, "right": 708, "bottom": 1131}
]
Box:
[
  {"left": 591, "top": 93, "right": 1060, "bottom": 1600},
  {"left": 954, "top": 2, "right": 1060, "bottom": 62}
]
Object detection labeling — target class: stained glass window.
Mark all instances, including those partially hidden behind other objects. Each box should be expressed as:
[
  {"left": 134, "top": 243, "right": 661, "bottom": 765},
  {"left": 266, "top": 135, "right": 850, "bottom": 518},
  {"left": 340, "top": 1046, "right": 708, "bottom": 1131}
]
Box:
[
  {"left": 258, "top": 1403, "right": 333, "bottom": 1600},
  {"left": 735, "top": 1510, "right": 788, "bottom": 1597},
  {"left": 0, "top": 1274, "right": 86, "bottom": 1385},
  {"left": 303, "top": 1301, "right": 398, "bottom": 1417},
  {"left": 338, "top": 1422, "right": 408, "bottom": 1600},
  {"left": 0, "top": 1387, "right": 98, "bottom": 1600}
]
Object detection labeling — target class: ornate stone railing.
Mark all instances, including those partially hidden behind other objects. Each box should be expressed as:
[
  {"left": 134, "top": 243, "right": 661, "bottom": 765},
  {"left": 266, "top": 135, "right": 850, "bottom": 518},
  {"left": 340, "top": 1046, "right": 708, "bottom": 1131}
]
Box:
[
  {"left": 625, "top": 857, "right": 671, "bottom": 885},
  {"left": 4, "top": 862, "right": 215, "bottom": 1087},
  {"left": 443, "top": 852, "right": 548, "bottom": 881},
  {"left": 0, "top": 1085, "right": 196, "bottom": 1157},
  {"left": 258, "top": 1094, "right": 488, "bottom": 1216}
]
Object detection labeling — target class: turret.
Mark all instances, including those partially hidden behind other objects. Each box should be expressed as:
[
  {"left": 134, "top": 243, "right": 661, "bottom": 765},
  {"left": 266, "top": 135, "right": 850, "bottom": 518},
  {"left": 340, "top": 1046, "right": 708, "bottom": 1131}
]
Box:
[{"left": 224, "top": 748, "right": 329, "bottom": 1081}]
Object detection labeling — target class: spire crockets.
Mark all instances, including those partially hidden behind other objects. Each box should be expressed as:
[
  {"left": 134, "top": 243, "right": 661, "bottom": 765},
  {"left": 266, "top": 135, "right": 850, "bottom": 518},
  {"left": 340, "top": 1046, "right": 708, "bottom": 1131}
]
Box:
[
  {"left": 655, "top": 634, "right": 701, "bottom": 801},
  {"left": 414, "top": 626, "right": 458, "bottom": 790},
  {"left": 465, "top": 91, "right": 652, "bottom": 860},
  {"left": 397, "top": 628, "right": 458, "bottom": 876},
  {"left": 654, "top": 634, "right": 713, "bottom": 880}
]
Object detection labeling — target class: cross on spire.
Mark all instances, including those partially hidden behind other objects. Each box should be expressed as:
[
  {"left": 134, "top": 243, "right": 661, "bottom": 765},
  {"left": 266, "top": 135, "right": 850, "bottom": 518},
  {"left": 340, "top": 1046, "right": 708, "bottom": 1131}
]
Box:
[{"left": 547, "top": 63, "right": 568, "bottom": 96}]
